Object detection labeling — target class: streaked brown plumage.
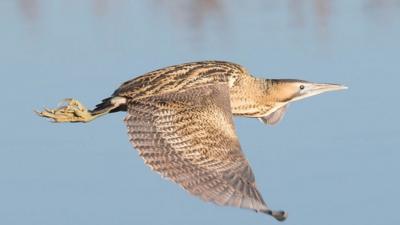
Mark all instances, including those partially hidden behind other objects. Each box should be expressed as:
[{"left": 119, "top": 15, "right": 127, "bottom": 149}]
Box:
[{"left": 37, "top": 61, "right": 347, "bottom": 221}]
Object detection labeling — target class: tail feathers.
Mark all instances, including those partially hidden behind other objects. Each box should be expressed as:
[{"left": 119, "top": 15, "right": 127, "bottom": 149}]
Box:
[{"left": 90, "top": 97, "right": 126, "bottom": 115}]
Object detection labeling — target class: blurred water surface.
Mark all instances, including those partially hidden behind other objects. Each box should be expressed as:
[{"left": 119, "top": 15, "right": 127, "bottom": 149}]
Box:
[{"left": 1, "top": 1, "right": 400, "bottom": 225}]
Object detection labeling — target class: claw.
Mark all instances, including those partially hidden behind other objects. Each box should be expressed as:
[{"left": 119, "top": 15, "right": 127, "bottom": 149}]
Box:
[
  {"left": 35, "top": 98, "right": 95, "bottom": 123},
  {"left": 44, "top": 108, "right": 54, "bottom": 113},
  {"left": 58, "top": 98, "right": 72, "bottom": 107}
]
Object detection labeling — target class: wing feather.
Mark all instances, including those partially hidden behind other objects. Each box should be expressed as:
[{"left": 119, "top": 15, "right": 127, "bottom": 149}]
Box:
[{"left": 124, "top": 84, "right": 270, "bottom": 212}]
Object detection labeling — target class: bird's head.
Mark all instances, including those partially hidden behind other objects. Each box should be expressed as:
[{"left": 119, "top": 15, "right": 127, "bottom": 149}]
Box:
[{"left": 269, "top": 79, "right": 347, "bottom": 103}]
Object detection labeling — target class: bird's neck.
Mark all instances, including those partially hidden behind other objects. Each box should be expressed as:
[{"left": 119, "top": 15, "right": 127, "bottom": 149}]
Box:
[{"left": 229, "top": 76, "right": 279, "bottom": 117}]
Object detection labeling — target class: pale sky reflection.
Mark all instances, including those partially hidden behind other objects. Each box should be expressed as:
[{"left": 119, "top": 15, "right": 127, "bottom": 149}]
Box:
[{"left": 15, "top": 0, "right": 400, "bottom": 45}]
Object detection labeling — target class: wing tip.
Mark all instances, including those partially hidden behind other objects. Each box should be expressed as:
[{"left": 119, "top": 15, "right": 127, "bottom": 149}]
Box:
[{"left": 261, "top": 209, "right": 288, "bottom": 222}]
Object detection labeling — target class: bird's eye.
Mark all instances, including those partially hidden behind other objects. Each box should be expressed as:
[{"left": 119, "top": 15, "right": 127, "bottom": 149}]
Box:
[{"left": 299, "top": 85, "right": 305, "bottom": 90}]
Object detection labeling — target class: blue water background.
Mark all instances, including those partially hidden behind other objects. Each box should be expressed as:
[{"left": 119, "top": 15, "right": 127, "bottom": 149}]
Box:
[{"left": 1, "top": 1, "right": 399, "bottom": 225}]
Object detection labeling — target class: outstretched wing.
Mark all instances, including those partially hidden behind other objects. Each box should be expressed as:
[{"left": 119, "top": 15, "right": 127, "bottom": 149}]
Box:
[{"left": 124, "top": 83, "right": 278, "bottom": 215}]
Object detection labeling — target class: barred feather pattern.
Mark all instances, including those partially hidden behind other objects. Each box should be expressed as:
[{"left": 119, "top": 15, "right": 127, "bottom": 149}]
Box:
[
  {"left": 124, "top": 84, "right": 270, "bottom": 212},
  {"left": 114, "top": 61, "right": 246, "bottom": 100}
]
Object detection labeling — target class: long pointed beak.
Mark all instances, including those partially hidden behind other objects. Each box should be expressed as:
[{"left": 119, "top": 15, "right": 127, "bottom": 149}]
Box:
[
  {"left": 292, "top": 83, "right": 347, "bottom": 102},
  {"left": 310, "top": 83, "right": 348, "bottom": 93}
]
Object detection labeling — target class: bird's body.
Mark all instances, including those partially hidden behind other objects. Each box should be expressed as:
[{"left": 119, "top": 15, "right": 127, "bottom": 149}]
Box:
[
  {"left": 109, "top": 61, "right": 270, "bottom": 117},
  {"left": 37, "top": 61, "right": 346, "bottom": 221}
]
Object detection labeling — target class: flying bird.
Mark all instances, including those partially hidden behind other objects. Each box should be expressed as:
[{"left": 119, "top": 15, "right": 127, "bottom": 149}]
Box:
[{"left": 36, "top": 61, "right": 346, "bottom": 221}]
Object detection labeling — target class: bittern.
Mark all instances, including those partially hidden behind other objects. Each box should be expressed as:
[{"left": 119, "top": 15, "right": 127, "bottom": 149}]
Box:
[{"left": 36, "top": 61, "right": 346, "bottom": 221}]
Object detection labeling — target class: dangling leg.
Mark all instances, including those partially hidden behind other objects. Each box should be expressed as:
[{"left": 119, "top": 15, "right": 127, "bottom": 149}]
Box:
[{"left": 36, "top": 97, "right": 126, "bottom": 123}]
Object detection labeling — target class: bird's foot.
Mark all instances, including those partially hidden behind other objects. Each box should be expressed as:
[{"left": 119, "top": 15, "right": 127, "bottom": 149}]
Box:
[{"left": 35, "top": 98, "right": 95, "bottom": 123}]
